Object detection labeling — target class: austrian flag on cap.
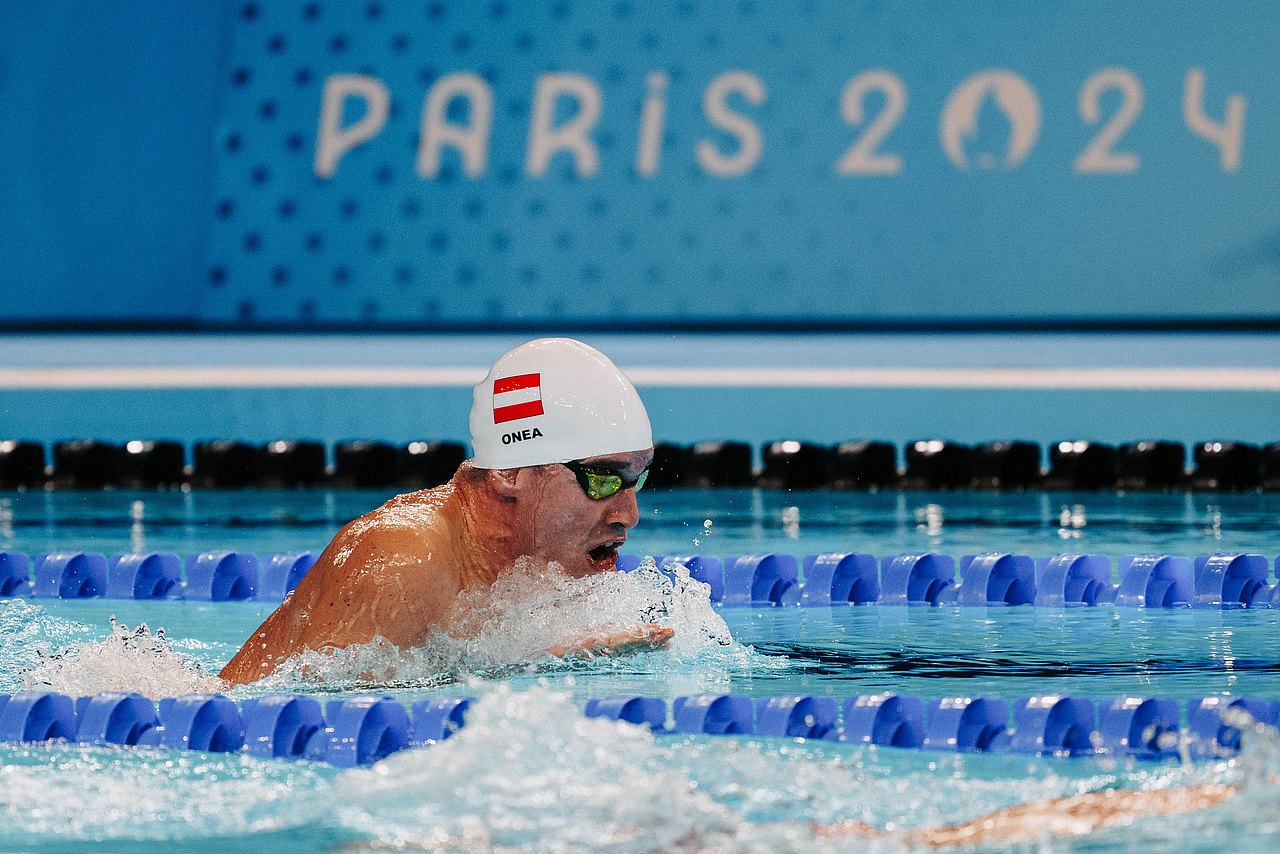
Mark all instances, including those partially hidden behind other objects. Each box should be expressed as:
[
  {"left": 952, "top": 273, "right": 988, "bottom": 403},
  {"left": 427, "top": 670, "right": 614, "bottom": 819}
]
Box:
[{"left": 492, "top": 373, "right": 544, "bottom": 423}]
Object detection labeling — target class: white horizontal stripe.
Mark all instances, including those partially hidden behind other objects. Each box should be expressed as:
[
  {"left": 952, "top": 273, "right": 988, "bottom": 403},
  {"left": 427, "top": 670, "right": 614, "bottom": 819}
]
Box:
[
  {"left": 492, "top": 385, "right": 541, "bottom": 407},
  {"left": 0, "top": 365, "right": 1276, "bottom": 391},
  {"left": 629, "top": 366, "right": 1280, "bottom": 391}
]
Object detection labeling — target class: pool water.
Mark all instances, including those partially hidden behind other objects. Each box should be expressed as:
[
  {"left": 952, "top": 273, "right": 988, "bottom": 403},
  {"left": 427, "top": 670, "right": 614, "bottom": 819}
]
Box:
[
  {"left": 0, "top": 487, "right": 1279, "bottom": 852},
  {"left": 2, "top": 488, "right": 1278, "bottom": 559}
]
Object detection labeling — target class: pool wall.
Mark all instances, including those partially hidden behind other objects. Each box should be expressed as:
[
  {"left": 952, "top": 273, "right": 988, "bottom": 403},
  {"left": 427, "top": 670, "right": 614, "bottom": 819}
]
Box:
[{"left": 2, "top": 2, "right": 1279, "bottom": 330}]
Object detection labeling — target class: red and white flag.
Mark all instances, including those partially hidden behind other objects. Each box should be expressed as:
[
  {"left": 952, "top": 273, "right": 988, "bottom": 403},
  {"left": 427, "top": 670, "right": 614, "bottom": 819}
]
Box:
[{"left": 492, "top": 373, "right": 544, "bottom": 423}]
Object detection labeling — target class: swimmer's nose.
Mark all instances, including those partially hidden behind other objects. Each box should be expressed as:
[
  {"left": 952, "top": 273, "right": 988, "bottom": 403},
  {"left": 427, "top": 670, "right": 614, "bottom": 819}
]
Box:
[{"left": 606, "top": 485, "right": 641, "bottom": 528}]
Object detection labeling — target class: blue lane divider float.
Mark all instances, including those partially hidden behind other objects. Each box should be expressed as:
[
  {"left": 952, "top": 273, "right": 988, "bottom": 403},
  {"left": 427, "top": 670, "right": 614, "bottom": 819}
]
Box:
[
  {"left": 240, "top": 694, "right": 324, "bottom": 759},
  {"left": 6, "top": 549, "right": 1280, "bottom": 610},
  {"left": 923, "top": 697, "right": 1009, "bottom": 752},
  {"left": 756, "top": 695, "right": 838, "bottom": 739},
  {"left": 258, "top": 552, "right": 319, "bottom": 600},
  {"left": 307, "top": 696, "right": 410, "bottom": 767},
  {"left": 672, "top": 694, "right": 755, "bottom": 734},
  {"left": 1097, "top": 697, "right": 1180, "bottom": 760},
  {"left": 1034, "top": 554, "right": 1113, "bottom": 607},
  {"left": 956, "top": 554, "right": 1037, "bottom": 606},
  {"left": 1010, "top": 696, "right": 1097, "bottom": 756},
  {"left": 799, "top": 553, "right": 878, "bottom": 606},
  {"left": 1193, "top": 554, "right": 1270, "bottom": 608},
  {"left": 33, "top": 553, "right": 107, "bottom": 599},
  {"left": 0, "top": 552, "right": 31, "bottom": 597},
  {"left": 1186, "top": 696, "right": 1278, "bottom": 757},
  {"left": 75, "top": 692, "right": 159, "bottom": 746},
  {"left": 663, "top": 554, "right": 726, "bottom": 602},
  {"left": 614, "top": 554, "right": 645, "bottom": 573},
  {"left": 0, "top": 690, "right": 1276, "bottom": 766},
  {"left": 185, "top": 552, "right": 259, "bottom": 601},
  {"left": 583, "top": 696, "right": 665, "bottom": 732},
  {"left": 721, "top": 554, "right": 801, "bottom": 606},
  {"left": 411, "top": 697, "right": 475, "bottom": 743},
  {"left": 880, "top": 553, "right": 956, "bottom": 605},
  {"left": 0, "top": 692, "right": 78, "bottom": 742},
  {"left": 138, "top": 694, "right": 245, "bottom": 752},
  {"left": 842, "top": 694, "right": 925, "bottom": 747},
  {"left": 108, "top": 553, "right": 182, "bottom": 599},
  {"left": 1115, "top": 556, "right": 1194, "bottom": 608}
]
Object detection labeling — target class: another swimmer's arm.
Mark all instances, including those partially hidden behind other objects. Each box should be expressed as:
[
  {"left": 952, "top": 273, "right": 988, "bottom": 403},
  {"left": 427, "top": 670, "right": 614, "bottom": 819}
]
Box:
[
  {"left": 547, "top": 624, "right": 674, "bottom": 658},
  {"left": 815, "top": 784, "right": 1237, "bottom": 847}
]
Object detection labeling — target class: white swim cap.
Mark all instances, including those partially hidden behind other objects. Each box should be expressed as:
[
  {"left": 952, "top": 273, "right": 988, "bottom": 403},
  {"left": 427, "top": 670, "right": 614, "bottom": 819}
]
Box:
[{"left": 470, "top": 338, "right": 653, "bottom": 469}]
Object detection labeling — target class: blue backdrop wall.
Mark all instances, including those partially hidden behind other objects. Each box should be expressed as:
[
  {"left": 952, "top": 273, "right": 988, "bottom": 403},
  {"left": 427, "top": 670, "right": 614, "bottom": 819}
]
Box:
[{"left": 2, "top": 0, "right": 1278, "bottom": 329}]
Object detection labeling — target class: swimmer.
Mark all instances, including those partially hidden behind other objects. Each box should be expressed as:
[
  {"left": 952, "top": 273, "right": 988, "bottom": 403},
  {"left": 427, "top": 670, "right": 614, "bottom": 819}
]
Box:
[
  {"left": 816, "top": 782, "right": 1236, "bottom": 846},
  {"left": 352, "top": 783, "right": 1238, "bottom": 850},
  {"left": 220, "top": 339, "right": 671, "bottom": 685}
]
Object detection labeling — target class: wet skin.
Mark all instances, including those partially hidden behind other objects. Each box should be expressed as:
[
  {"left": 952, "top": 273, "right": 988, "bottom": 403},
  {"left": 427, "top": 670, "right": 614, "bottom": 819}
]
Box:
[
  {"left": 219, "top": 450, "right": 668, "bottom": 685},
  {"left": 817, "top": 783, "right": 1237, "bottom": 846}
]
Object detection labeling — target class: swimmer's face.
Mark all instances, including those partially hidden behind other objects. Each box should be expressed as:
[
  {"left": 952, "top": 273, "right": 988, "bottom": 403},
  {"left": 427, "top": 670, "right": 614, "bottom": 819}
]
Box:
[{"left": 509, "top": 448, "right": 653, "bottom": 577}]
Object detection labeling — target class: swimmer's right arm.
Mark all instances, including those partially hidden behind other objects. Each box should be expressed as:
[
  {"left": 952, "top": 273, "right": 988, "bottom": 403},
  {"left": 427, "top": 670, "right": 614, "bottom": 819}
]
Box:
[{"left": 547, "top": 623, "right": 674, "bottom": 658}]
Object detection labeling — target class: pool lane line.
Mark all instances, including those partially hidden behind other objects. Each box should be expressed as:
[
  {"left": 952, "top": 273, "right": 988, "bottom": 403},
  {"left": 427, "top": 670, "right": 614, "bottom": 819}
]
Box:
[
  {"left": 0, "top": 690, "right": 1263, "bottom": 765},
  {"left": 1, "top": 365, "right": 1279, "bottom": 390}
]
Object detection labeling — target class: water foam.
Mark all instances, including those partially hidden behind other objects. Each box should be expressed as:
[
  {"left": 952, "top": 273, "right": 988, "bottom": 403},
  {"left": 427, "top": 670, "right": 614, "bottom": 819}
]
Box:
[
  {"left": 0, "top": 598, "right": 98, "bottom": 692},
  {"left": 330, "top": 683, "right": 1266, "bottom": 854},
  {"left": 337, "top": 683, "right": 741, "bottom": 852},
  {"left": 0, "top": 743, "right": 335, "bottom": 845},
  {"left": 254, "top": 558, "right": 765, "bottom": 692},
  {"left": 18, "top": 617, "right": 222, "bottom": 698}
]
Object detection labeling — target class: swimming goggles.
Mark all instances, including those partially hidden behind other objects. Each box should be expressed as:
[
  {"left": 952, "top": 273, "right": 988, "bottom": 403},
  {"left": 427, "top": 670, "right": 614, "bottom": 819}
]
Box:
[{"left": 561, "top": 460, "right": 650, "bottom": 500}]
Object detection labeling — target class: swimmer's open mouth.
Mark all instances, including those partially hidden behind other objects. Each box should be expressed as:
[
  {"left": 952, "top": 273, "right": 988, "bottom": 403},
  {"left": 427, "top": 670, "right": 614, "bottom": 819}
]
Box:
[{"left": 588, "top": 541, "right": 623, "bottom": 567}]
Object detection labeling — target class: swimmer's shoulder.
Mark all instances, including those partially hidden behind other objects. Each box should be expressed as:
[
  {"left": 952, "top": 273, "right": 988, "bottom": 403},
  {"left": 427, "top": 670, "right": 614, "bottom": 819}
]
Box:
[
  {"left": 325, "top": 483, "right": 459, "bottom": 561},
  {"left": 370, "top": 482, "right": 458, "bottom": 529}
]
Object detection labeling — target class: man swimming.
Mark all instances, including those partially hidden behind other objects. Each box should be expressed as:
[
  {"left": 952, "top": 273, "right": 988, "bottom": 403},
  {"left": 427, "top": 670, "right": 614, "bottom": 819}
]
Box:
[
  {"left": 222, "top": 338, "right": 1251, "bottom": 844},
  {"left": 220, "top": 338, "right": 671, "bottom": 685}
]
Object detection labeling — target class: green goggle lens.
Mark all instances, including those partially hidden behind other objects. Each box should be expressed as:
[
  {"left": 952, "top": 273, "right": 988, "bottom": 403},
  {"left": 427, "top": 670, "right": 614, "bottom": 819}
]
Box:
[{"left": 563, "top": 462, "right": 649, "bottom": 500}]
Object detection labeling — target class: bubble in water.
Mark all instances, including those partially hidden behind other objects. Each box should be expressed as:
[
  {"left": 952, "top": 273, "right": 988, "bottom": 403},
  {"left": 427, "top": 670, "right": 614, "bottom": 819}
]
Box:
[{"left": 694, "top": 517, "right": 713, "bottom": 547}]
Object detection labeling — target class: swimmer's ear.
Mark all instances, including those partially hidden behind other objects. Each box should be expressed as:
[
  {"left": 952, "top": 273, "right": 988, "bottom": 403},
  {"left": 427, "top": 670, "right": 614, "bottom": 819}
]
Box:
[{"left": 488, "top": 467, "right": 521, "bottom": 501}]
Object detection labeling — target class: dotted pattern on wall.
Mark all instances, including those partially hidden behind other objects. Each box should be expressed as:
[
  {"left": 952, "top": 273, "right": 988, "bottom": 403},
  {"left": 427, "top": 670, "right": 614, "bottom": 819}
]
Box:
[{"left": 203, "top": 1, "right": 1280, "bottom": 326}]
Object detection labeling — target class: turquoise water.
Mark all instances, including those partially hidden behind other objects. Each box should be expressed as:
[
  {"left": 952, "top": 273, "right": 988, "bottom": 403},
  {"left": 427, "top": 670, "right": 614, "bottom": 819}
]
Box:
[
  {"left": 2, "top": 487, "right": 1278, "bottom": 559},
  {"left": 0, "top": 488, "right": 1278, "bottom": 852}
]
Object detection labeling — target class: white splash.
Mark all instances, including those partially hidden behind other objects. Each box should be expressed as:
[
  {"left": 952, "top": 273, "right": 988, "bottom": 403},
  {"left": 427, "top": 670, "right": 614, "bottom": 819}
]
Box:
[
  {"left": 330, "top": 684, "right": 1265, "bottom": 854},
  {"left": 18, "top": 617, "right": 222, "bottom": 698},
  {"left": 335, "top": 684, "right": 743, "bottom": 852},
  {"left": 256, "top": 557, "right": 755, "bottom": 690},
  {"left": 0, "top": 745, "right": 334, "bottom": 844}
]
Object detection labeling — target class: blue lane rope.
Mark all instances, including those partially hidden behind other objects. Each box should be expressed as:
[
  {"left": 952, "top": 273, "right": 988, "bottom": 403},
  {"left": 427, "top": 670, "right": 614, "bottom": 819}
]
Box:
[
  {"left": 0, "top": 551, "right": 317, "bottom": 602},
  {"left": 1, "top": 550, "right": 1278, "bottom": 608},
  {"left": 0, "top": 690, "right": 1272, "bottom": 767}
]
